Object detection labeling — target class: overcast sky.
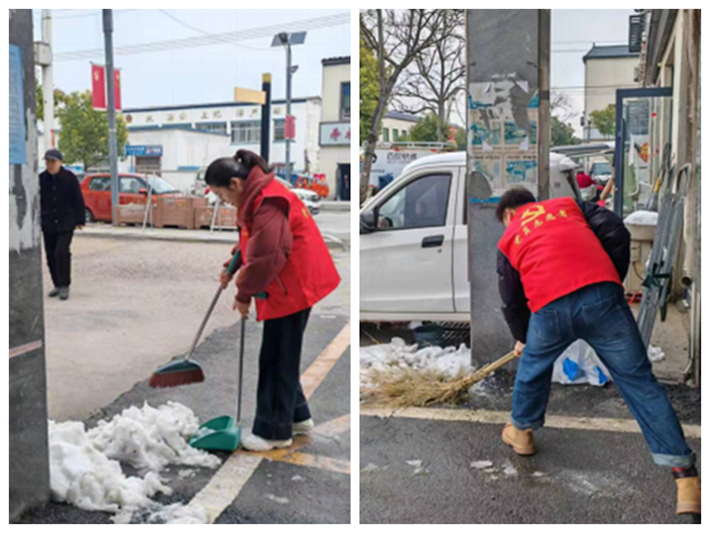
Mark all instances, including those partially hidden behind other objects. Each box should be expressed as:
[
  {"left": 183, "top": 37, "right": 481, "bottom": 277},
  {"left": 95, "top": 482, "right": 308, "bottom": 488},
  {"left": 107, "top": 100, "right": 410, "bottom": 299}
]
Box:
[
  {"left": 34, "top": 8, "right": 632, "bottom": 136},
  {"left": 32, "top": 9, "right": 351, "bottom": 110},
  {"left": 551, "top": 9, "right": 636, "bottom": 135}
]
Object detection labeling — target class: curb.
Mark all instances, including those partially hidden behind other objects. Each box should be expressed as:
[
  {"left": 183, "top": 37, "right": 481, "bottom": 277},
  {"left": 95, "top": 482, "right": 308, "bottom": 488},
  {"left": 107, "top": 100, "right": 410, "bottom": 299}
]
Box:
[{"left": 77, "top": 228, "right": 348, "bottom": 250}]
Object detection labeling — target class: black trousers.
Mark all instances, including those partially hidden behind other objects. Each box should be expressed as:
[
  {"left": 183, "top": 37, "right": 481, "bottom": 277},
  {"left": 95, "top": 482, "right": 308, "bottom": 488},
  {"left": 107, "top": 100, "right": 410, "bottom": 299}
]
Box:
[
  {"left": 43, "top": 230, "right": 74, "bottom": 288},
  {"left": 252, "top": 307, "right": 312, "bottom": 440}
]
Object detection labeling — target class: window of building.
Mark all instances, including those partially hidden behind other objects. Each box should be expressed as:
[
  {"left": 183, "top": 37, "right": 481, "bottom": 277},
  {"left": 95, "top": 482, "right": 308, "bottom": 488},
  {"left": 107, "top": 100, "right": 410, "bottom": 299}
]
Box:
[
  {"left": 382, "top": 128, "right": 390, "bottom": 142},
  {"left": 402, "top": 130, "right": 408, "bottom": 139},
  {"left": 195, "top": 122, "right": 227, "bottom": 134},
  {"left": 340, "top": 82, "right": 351, "bottom": 120},
  {"left": 231, "top": 121, "right": 261, "bottom": 144},
  {"left": 274, "top": 119, "right": 285, "bottom": 142},
  {"left": 393, "top": 129, "right": 399, "bottom": 141}
]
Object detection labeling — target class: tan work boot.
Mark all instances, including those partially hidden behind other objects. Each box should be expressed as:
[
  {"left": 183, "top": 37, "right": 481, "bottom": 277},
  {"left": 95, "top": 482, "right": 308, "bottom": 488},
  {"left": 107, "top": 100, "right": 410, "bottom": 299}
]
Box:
[
  {"left": 502, "top": 422, "right": 535, "bottom": 456},
  {"left": 676, "top": 476, "right": 701, "bottom": 515}
]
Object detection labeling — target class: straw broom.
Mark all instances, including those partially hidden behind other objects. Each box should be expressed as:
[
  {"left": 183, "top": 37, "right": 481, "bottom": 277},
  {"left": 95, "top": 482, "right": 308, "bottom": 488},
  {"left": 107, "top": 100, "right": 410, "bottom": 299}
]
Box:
[{"left": 361, "top": 350, "right": 517, "bottom": 408}]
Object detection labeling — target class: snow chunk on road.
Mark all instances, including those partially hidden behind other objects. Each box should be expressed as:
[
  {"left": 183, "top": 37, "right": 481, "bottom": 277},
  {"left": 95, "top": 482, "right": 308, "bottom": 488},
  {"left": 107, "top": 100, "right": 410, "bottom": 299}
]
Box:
[
  {"left": 361, "top": 337, "right": 474, "bottom": 381},
  {"left": 147, "top": 503, "right": 209, "bottom": 524},
  {"left": 88, "top": 401, "right": 221, "bottom": 472},
  {"left": 48, "top": 401, "right": 220, "bottom": 522},
  {"left": 48, "top": 420, "right": 171, "bottom": 519},
  {"left": 470, "top": 460, "right": 494, "bottom": 470}
]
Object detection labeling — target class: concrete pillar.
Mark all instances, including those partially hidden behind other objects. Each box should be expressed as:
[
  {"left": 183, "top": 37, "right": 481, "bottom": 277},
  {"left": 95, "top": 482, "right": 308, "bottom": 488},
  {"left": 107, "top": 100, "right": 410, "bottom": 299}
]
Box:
[
  {"left": 9, "top": 9, "right": 51, "bottom": 521},
  {"left": 465, "top": 9, "right": 550, "bottom": 363}
]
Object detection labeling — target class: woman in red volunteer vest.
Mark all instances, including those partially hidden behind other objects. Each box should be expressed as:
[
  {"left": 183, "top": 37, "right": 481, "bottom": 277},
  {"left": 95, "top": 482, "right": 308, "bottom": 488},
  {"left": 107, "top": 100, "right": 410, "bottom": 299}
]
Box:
[
  {"left": 495, "top": 187, "right": 699, "bottom": 516},
  {"left": 204, "top": 150, "right": 340, "bottom": 452}
]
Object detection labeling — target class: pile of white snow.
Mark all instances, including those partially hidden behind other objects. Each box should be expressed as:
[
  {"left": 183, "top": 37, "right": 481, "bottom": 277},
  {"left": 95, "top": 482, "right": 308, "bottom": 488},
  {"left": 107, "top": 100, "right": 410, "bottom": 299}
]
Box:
[
  {"left": 48, "top": 401, "right": 218, "bottom": 523},
  {"left": 624, "top": 210, "right": 658, "bottom": 226},
  {"left": 360, "top": 337, "right": 474, "bottom": 385}
]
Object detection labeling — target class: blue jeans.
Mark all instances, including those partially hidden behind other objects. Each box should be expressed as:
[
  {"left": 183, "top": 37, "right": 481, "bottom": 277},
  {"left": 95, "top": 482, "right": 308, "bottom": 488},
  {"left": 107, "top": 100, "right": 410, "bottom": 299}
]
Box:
[{"left": 512, "top": 282, "right": 695, "bottom": 468}]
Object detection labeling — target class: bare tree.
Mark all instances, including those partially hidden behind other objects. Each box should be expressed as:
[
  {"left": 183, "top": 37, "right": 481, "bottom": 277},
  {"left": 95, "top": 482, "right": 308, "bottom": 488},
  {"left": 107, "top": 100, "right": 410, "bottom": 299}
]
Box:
[
  {"left": 359, "top": 9, "right": 446, "bottom": 203},
  {"left": 393, "top": 9, "right": 465, "bottom": 142}
]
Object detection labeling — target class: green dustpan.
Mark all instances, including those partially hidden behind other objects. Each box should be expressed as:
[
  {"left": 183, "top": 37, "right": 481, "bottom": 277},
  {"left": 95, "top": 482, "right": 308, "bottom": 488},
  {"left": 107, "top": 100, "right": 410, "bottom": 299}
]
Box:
[{"left": 189, "top": 318, "right": 247, "bottom": 452}]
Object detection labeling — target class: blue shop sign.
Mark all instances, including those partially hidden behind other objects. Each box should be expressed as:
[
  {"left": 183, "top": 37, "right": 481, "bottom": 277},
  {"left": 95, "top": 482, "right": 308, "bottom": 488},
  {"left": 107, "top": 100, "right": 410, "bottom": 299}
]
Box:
[{"left": 125, "top": 145, "right": 163, "bottom": 157}]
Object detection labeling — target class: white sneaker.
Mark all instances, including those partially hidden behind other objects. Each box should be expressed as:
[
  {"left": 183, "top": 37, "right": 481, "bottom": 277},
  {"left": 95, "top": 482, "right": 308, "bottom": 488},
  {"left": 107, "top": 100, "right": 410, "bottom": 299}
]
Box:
[
  {"left": 241, "top": 433, "right": 292, "bottom": 452},
  {"left": 293, "top": 418, "right": 315, "bottom": 435}
]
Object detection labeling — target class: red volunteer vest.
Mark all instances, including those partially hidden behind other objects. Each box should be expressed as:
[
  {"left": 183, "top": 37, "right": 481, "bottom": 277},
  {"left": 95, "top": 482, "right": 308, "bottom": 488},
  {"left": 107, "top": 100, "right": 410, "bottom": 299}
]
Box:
[
  {"left": 498, "top": 197, "right": 621, "bottom": 313},
  {"left": 240, "top": 180, "right": 340, "bottom": 321}
]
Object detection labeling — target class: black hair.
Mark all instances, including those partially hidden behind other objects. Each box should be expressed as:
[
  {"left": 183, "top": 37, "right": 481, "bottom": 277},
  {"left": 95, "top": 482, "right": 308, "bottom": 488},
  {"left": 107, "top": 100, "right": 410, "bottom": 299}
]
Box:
[
  {"left": 204, "top": 149, "right": 272, "bottom": 187},
  {"left": 495, "top": 187, "right": 537, "bottom": 222}
]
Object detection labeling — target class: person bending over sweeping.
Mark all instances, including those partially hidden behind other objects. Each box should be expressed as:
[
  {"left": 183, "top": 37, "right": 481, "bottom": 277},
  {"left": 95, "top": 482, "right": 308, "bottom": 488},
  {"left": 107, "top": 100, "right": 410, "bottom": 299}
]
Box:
[
  {"left": 495, "top": 187, "right": 700, "bottom": 517},
  {"left": 204, "top": 150, "right": 340, "bottom": 452}
]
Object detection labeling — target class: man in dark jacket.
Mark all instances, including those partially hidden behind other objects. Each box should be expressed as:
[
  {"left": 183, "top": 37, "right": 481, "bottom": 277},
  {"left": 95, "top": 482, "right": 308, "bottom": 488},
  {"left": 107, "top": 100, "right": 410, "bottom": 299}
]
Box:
[
  {"left": 495, "top": 187, "right": 699, "bottom": 516},
  {"left": 40, "top": 149, "right": 85, "bottom": 300}
]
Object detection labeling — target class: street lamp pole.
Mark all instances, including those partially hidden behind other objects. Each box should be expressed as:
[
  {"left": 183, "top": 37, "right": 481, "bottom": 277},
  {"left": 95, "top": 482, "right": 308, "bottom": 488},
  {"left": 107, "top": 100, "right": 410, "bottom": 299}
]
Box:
[
  {"left": 285, "top": 40, "right": 292, "bottom": 181},
  {"left": 102, "top": 9, "right": 119, "bottom": 225}
]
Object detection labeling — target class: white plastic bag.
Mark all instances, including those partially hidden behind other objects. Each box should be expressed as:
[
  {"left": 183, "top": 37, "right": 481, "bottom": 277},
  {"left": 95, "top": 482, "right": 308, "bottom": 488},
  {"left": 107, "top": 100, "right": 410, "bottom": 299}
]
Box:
[{"left": 552, "top": 340, "right": 611, "bottom": 386}]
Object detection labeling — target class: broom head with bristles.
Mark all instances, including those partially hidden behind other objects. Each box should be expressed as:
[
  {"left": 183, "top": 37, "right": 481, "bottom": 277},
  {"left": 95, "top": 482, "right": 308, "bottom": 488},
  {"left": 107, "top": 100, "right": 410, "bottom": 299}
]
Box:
[
  {"left": 361, "top": 351, "right": 517, "bottom": 408},
  {"left": 149, "top": 359, "right": 205, "bottom": 388}
]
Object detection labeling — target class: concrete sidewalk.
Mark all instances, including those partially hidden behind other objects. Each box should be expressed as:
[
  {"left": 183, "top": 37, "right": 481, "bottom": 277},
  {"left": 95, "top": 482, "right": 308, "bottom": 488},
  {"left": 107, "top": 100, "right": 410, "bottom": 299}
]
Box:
[
  {"left": 321, "top": 200, "right": 350, "bottom": 212},
  {"left": 78, "top": 224, "right": 346, "bottom": 249}
]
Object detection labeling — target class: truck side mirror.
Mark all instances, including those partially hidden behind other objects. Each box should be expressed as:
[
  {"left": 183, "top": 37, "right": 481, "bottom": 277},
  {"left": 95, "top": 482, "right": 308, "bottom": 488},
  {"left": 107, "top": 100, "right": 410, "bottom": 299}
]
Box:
[{"left": 360, "top": 210, "right": 377, "bottom": 234}]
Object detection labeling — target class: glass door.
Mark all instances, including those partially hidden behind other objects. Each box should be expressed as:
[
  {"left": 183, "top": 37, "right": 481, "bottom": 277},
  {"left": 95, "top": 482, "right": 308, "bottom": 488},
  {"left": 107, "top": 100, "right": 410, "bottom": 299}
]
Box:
[{"left": 614, "top": 88, "right": 673, "bottom": 217}]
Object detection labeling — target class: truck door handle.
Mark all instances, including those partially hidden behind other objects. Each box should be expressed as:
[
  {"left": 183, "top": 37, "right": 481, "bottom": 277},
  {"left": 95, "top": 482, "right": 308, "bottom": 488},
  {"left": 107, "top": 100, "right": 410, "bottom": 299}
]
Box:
[{"left": 422, "top": 235, "right": 444, "bottom": 248}]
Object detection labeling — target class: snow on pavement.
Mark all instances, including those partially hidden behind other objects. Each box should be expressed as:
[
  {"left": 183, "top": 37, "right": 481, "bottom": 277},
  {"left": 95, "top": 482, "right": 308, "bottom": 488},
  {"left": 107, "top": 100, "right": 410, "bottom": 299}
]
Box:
[{"left": 48, "top": 401, "right": 219, "bottom": 523}]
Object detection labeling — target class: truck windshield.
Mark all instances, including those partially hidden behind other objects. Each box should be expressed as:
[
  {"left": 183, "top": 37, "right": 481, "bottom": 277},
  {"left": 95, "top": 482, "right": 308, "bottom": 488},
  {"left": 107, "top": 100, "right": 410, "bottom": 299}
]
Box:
[{"left": 591, "top": 162, "right": 612, "bottom": 176}]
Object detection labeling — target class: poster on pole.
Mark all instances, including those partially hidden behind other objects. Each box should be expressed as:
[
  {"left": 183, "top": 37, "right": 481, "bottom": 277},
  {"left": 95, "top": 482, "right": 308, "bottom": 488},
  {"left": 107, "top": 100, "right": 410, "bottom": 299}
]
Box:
[
  {"left": 91, "top": 64, "right": 121, "bottom": 111},
  {"left": 9, "top": 44, "right": 26, "bottom": 165}
]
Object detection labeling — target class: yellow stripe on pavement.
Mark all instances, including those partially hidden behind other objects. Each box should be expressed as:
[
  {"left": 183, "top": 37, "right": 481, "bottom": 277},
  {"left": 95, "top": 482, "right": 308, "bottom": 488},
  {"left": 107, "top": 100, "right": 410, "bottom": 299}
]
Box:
[
  {"left": 188, "top": 453, "right": 264, "bottom": 524},
  {"left": 360, "top": 406, "right": 701, "bottom": 439},
  {"left": 301, "top": 321, "right": 350, "bottom": 399},
  {"left": 188, "top": 323, "right": 351, "bottom": 522},
  {"left": 313, "top": 414, "right": 351, "bottom": 437}
]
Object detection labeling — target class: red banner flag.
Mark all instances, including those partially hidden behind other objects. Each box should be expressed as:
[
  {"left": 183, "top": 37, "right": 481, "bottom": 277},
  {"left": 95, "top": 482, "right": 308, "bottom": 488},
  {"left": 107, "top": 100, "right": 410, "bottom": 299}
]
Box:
[
  {"left": 285, "top": 115, "right": 296, "bottom": 140},
  {"left": 91, "top": 64, "right": 106, "bottom": 110},
  {"left": 114, "top": 69, "right": 122, "bottom": 111}
]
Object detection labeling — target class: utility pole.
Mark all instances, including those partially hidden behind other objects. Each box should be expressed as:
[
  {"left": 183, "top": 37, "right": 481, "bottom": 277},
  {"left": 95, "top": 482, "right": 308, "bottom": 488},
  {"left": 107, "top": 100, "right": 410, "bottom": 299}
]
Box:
[
  {"left": 102, "top": 9, "right": 119, "bottom": 225},
  {"left": 41, "top": 9, "right": 54, "bottom": 147}
]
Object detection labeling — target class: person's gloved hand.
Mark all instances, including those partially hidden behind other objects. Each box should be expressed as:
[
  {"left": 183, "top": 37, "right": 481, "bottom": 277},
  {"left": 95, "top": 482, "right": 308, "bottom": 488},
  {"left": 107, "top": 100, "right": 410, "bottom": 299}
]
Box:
[{"left": 514, "top": 341, "right": 526, "bottom": 358}]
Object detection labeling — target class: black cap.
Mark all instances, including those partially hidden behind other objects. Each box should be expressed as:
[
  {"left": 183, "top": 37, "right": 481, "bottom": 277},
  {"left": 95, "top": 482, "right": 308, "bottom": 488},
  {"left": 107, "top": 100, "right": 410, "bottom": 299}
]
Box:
[{"left": 44, "top": 148, "right": 64, "bottom": 161}]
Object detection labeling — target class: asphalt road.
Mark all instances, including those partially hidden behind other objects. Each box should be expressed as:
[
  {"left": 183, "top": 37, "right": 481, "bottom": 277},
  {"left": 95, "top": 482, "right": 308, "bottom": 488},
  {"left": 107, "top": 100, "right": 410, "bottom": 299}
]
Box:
[
  {"left": 360, "top": 324, "right": 701, "bottom": 524},
  {"left": 43, "top": 238, "right": 348, "bottom": 421},
  {"left": 22, "top": 234, "right": 351, "bottom": 524}
]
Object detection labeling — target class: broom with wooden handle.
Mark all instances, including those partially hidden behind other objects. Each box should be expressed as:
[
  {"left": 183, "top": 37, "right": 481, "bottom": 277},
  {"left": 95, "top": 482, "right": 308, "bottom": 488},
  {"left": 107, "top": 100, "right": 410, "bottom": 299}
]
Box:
[{"left": 362, "top": 350, "right": 518, "bottom": 408}]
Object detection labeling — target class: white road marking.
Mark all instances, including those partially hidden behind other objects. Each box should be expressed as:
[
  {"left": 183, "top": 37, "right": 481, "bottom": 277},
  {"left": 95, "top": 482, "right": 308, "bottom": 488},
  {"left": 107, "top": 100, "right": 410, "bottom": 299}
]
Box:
[{"left": 360, "top": 406, "right": 701, "bottom": 439}]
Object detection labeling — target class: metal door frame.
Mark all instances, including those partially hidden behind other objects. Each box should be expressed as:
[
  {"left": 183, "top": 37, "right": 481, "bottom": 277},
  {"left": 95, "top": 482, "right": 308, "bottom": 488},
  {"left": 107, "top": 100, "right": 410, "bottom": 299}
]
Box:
[{"left": 613, "top": 87, "right": 673, "bottom": 216}]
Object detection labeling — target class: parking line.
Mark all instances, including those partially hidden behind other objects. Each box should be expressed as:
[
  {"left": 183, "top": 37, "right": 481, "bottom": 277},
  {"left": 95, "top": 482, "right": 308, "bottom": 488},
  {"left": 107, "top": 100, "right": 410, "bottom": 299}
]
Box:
[
  {"left": 360, "top": 406, "right": 701, "bottom": 439},
  {"left": 188, "top": 323, "right": 351, "bottom": 522},
  {"left": 301, "top": 321, "right": 350, "bottom": 399}
]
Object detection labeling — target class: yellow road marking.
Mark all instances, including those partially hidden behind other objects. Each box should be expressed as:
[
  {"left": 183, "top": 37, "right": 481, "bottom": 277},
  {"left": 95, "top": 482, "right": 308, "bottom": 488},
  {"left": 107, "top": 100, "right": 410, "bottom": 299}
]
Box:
[
  {"left": 313, "top": 414, "right": 351, "bottom": 438},
  {"left": 301, "top": 321, "right": 350, "bottom": 399},
  {"left": 273, "top": 451, "right": 350, "bottom": 474},
  {"left": 360, "top": 406, "right": 701, "bottom": 439},
  {"left": 188, "top": 323, "right": 351, "bottom": 522},
  {"left": 188, "top": 453, "right": 263, "bottom": 524}
]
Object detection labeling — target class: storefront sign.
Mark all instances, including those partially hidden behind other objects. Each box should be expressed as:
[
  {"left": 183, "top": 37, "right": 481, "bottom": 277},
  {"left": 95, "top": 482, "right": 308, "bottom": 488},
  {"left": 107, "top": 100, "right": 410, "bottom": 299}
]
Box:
[
  {"left": 125, "top": 145, "right": 163, "bottom": 157},
  {"left": 319, "top": 122, "right": 351, "bottom": 146}
]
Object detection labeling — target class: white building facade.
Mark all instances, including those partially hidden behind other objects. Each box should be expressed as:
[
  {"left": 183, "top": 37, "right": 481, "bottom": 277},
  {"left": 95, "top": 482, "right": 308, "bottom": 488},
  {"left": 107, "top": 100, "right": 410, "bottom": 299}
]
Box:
[
  {"left": 318, "top": 56, "right": 351, "bottom": 200},
  {"left": 379, "top": 111, "right": 419, "bottom": 143},
  {"left": 123, "top": 97, "right": 322, "bottom": 176}
]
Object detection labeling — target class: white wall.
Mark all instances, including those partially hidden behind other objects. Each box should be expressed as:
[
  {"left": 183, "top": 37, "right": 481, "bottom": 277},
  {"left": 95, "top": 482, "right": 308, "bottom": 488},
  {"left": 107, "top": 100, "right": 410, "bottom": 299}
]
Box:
[
  {"left": 125, "top": 98, "right": 322, "bottom": 174},
  {"left": 321, "top": 63, "right": 350, "bottom": 122}
]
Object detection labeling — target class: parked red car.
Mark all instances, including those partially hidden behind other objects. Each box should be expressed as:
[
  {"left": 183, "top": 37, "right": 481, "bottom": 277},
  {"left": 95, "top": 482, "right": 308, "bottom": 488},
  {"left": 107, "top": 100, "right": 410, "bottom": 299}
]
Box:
[{"left": 80, "top": 173, "right": 181, "bottom": 222}]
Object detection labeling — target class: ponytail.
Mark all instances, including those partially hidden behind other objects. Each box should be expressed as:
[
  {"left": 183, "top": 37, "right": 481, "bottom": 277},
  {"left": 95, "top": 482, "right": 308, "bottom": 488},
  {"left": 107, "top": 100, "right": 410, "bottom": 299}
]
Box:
[{"left": 204, "top": 149, "right": 272, "bottom": 187}]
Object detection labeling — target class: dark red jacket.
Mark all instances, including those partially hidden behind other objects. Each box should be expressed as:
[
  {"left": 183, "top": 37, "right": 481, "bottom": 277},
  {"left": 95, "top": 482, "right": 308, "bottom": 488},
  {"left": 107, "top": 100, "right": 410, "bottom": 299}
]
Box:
[
  {"left": 497, "top": 197, "right": 630, "bottom": 342},
  {"left": 232, "top": 167, "right": 340, "bottom": 321}
]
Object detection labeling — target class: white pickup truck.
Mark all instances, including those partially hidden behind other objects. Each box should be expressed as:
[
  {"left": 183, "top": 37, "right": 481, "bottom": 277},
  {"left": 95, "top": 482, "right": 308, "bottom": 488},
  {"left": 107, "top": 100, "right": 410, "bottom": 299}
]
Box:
[{"left": 360, "top": 151, "right": 580, "bottom": 322}]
